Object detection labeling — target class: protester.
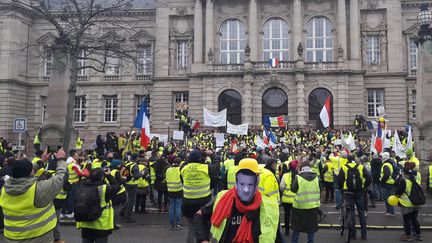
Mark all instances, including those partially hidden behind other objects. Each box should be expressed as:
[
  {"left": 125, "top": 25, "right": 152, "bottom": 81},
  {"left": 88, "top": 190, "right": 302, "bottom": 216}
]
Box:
[
  {"left": 166, "top": 157, "right": 183, "bottom": 230},
  {"left": 280, "top": 159, "right": 298, "bottom": 236},
  {"left": 380, "top": 152, "right": 396, "bottom": 216}
]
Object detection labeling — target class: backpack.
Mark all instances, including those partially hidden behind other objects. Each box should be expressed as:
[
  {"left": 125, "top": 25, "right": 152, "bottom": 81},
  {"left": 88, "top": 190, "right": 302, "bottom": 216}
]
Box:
[
  {"left": 408, "top": 178, "right": 426, "bottom": 206},
  {"left": 346, "top": 163, "right": 362, "bottom": 192},
  {"left": 74, "top": 185, "right": 103, "bottom": 222}
]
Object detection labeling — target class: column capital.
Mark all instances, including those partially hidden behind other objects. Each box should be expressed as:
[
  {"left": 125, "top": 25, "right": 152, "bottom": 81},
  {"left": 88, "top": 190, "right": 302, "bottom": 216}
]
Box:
[{"left": 195, "top": 0, "right": 203, "bottom": 6}]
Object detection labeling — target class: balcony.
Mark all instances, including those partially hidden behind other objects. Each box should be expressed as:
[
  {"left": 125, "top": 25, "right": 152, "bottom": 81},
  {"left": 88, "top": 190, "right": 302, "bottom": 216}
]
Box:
[
  {"left": 304, "top": 62, "right": 339, "bottom": 71},
  {"left": 136, "top": 74, "right": 152, "bottom": 81},
  {"left": 104, "top": 75, "right": 120, "bottom": 82},
  {"left": 77, "top": 76, "right": 88, "bottom": 82},
  {"left": 207, "top": 64, "right": 244, "bottom": 72},
  {"left": 409, "top": 69, "right": 417, "bottom": 76},
  {"left": 253, "top": 61, "right": 296, "bottom": 71},
  {"left": 41, "top": 76, "right": 50, "bottom": 82}
]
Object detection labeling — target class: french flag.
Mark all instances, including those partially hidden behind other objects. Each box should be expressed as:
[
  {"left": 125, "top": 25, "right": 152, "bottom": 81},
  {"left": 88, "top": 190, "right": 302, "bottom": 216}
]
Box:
[
  {"left": 133, "top": 98, "right": 151, "bottom": 149},
  {"left": 319, "top": 96, "right": 331, "bottom": 128},
  {"left": 268, "top": 57, "right": 279, "bottom": 68},
  {"left": 374, "top": 121, "right": 383, "bottom": 154}
]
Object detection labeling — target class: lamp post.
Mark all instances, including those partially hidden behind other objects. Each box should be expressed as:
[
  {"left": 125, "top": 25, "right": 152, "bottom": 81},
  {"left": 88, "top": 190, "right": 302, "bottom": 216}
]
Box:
[{"left": 417, "top": 4, "right": 432, "bottom": 45}]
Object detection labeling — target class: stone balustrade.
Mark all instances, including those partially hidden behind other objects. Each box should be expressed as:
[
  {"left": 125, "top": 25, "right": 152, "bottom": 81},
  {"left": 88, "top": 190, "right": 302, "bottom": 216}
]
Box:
[{"left": 304, "top": 62, "right": 339, "bottom": 71}]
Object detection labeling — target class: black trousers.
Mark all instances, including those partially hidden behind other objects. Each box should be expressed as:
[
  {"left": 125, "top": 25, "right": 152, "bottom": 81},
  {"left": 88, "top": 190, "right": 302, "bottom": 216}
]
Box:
[
  {"left": 403, "top": 210, "right": 421, "bottom": 236},
  {"left": 324, "top": 181, "right": 334, "bottom": 202},
  {"left": 283, "top": 203, "right": 292, "bottom": 233},
  {"left": 135, "top": 193, "right": 147, "bottom": 212},
  {"left": 158, "top": 190, "right": 168, "bottom": 207}
]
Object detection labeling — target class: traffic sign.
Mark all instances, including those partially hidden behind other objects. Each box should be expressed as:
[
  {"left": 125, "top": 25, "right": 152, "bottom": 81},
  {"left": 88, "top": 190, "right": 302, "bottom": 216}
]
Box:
[{"left": 13, "top": 118, "right": 27, "bottom": 132}]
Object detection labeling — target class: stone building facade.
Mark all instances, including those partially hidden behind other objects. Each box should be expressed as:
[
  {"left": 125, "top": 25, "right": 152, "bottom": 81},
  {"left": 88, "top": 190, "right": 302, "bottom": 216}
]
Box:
[{"left": 0, "top": 0, "right": 426, "bottom": 147}]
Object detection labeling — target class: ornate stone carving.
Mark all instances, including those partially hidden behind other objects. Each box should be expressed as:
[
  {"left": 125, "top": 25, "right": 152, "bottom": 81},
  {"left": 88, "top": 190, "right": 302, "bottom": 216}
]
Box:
[
  {"left": 207, "top": 48, "right": 214, "bottom": 62},
  {"left": 245, "top": 44, "right": 251, "bottom": 58},
  {"left": 297, "top": 42, "right": 304, "bottom": 57},
  {"left": 338, "top": 46, "right": 344, "bottom": 58}
]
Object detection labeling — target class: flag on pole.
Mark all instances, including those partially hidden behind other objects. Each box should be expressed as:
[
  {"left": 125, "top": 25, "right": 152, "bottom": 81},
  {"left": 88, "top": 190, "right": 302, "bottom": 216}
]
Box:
[
  {"left": 133, "top": 98, "right": 151, "bottom": 149},
  {"left": 263, "top": 115, "right": 285, "bottom": 128},
  {"left": 406, "top": 126, "right": 413, "bottom": 150},
  {"left": 268, "top": 57, "right": 279, "bottom": 68},
  {"left": 374, "top": 121, "right": 383, "bottom": 154},
  {"left": 190, "top": 119, "right": 200, "bottom": 131},
  {"left": 393, "top": 130, "right": 407, "bottom": 159},
  {"left": 319, "top": 96, "right": 331, "bottom": 128}
]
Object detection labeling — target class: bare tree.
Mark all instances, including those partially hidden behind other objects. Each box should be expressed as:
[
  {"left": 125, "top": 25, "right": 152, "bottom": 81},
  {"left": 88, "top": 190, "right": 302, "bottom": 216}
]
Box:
[{"left": 1, "top": 0, "right": 145, "bottom": 150}]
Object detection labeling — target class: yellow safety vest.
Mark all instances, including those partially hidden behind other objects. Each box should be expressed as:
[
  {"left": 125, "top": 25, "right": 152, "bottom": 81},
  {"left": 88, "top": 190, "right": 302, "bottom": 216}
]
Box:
[
  {"left": 110, "top": 169, "right": 126, "bottom": 194},
  {"left": 149, "top": 162, "right": 156, "bottom": 185},
  {"left": 67, "top": 163, "right": 80, "bottom": 184},
  {"left": 258, "top": 168, "right": 280, "bottom": 203},
  {"left": 76, "top": 185, "right": 114, "bottom": 230},
  {"left": 380, "top": 162, "right": 394, "bottom": 185},
  {"left": 34, "top": 134, "right": 40, "bottom": 145},
  {"left": 324, "top": 161, "right": 334, "bottom": 183},
  {"left": 399, "top": 179, "right": 414, "bottom": 208},
  {"left": 46, "top": 170, "right": 68, "bottom": 200},
  {"left": 125, "top": 162, "right": 139, "bottom": 186},
  {"left": 342, "top": 163, "right": 365, "bottom": 189},
  {"left": 429, "top": 165, "right": 432, "bottom": 188},
  {"left": 75, "top": 137, "right": 83, "bottom": 150},
  {"left": 293, "top": 175, "right": 320, "bottom": 209},
  {"left": 137, "top": 164, "right": 149, "bottom": 188},
  {"left": 166, "top": 167, "right": 182, "bottom": 192},
  {"left": 226, "top": 165, "right": 239, "bottom": 189},
  {"left": 409, "top": 155, "right": 420, "bottom": 171},
  {"left": 181, "top": 163, "right": 211, "bottom": 199},
  {"left": 281, "top": 172, "right": 295, "bottom": 204},
  {"left": 0, "top": 183, "right": 57, "bottom": 240},
  {"left": 92, "top": 159, "right": 103, "bottom": 169},
  {"left": 209, "top": 190, "right": 279, "bottom": 243},
  {"left": 223, "top": 159, "right": 235, "bottom": 174}
]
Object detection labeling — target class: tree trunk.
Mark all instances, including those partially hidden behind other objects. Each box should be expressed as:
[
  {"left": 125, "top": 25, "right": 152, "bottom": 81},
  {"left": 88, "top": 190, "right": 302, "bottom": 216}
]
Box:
[{"left": 63, "top": 54, "right": 78, "bottom": 151}]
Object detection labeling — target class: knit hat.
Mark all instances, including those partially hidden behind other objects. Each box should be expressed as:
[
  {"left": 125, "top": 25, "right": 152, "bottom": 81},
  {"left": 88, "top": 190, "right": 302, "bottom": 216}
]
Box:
[
  {"left": 110, "top": 159, "right": 122, "bottom": 168},
  {"left": 11, "top": 160, "right": 33, "bottom": 178},
  {"left": 381, "top": 152, "right": 390, "bottom": 162}
]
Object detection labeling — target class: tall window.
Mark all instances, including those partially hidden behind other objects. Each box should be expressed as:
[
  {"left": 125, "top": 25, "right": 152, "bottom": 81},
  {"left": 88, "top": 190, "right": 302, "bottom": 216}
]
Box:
[
  {"left": 74, "top": 96, "right": 86, "bottom": 123},
  {"left": 177, "top": 41, "right": 189, "bottom": 69},
  {"left": 366, "top": 36, "right": 380, "bottom": 64},
  {"left": 136, "top": 95, "right": 151, "bottom": 118},
  {"left": 263, "top": 18, "right": 289, "bottom": 61},
  {"left": 412, "top": 90, "right": 416, "bottom": 119},
  {"left": 409, "top": 40, "right": 418, "bottom": 72},
  {"left": 174, "top": 92, "right": 189, "bottom": 119},
  {"left": 104, "top": 96, "right": 118, "bottom": 122},
  {"left": 105, "top": 51, "right": 120, "bottom": 75},
  {"left": 77, "top": 50, "right": 87, "bottom": 76},
  {"left": 137, "top": 47, "right": 153, "bottom": 75},
  {"left": 306, "top": 16, "right": 333, "bottom": 62},
  {"left": 43, "top": 48, "right": 53, "bottom": 76},
  {"left": 220, "top": 19, "right": 246, "bottom": 64},
  {"left": 41, "top": 96, "right": 47, "bottom": 123},
  {"left": 367, "top": 89, "right": 384, "bottom": 117}
]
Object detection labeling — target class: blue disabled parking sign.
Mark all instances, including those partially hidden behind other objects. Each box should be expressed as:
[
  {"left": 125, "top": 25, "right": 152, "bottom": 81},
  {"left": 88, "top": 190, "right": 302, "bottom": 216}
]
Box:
[{"left": 13, "top": 118, "right": 27, "bottom": 133}]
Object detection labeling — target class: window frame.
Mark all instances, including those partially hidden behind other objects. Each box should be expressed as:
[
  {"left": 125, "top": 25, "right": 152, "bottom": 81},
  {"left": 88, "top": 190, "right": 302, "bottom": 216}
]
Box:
[
  {"left": 73, "top": 96, "right": 86, "bottom": 123},
  {"left": 105, "top": 51, "right": 120, "bottom": 75},
  {"left": 366, "top": 35, "right": 380, "bottom": 65},
  {"left": 412, "top": 90, "right": 416, "bottom": 119},
  {"left": 135, "top": 95, "right": 151, "bottom": 119},
  {"left": 103, "top": 96, "right": 119, "bottom": 123},
  {"left": 408, "top": 39, "right": 418, "bottom": 72},
  {"left": 173, "top": 92, "right": 189, "bottom": 120},
  {"left": 176, "top": 40, "right": 189, "bottom": 69},
  {"left": 262, "top": 18, "right": 290, "bottom": 61},
  {"left": 367, "top": 89, "right": 384, "bottom": 118},
  {"left": 305, "top": 16, "right": 334, "bottom": 62},
  {"left": 137, "top": 46, "right": 153, "bottom": 75},
  {"left": 41, "top": 96, "right": 47, "bottom": 124},
  {"left": 220, "top": 19, "right": 246, "bottom": 64},
  {"left": 77, "top": 50, "right": 87, "bottom": 76},
  {"left": 43, "top": 48, "right": 53, "bottom": 76}
]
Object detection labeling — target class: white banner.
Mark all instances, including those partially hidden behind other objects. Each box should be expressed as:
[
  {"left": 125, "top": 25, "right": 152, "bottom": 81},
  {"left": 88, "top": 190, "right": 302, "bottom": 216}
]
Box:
[
  {"left": 203, "top": 108, "right": 227, "bottom": 127},
  {"left": 226, "top": 122, "right": 248, "bottom": 135},
  {"left": 172, "top": 131, "right": 184, "bottom": 140},
  {"left": 393, "top": 129, "right": 406, "bottom": 159},
  {"left": 214, "top": 133, "right": 225, "bottom": 147},
  {"left": 383, "top": 130, "right": 392, "bottom": 149}
]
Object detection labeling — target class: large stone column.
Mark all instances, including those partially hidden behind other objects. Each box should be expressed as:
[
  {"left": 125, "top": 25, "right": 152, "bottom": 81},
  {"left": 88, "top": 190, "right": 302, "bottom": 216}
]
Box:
[
  {"left": 338, "top": 0, "right": 347, "bottom": 60},
  {"left": 295, "top": 43, "right": 306, "bottom": 126},
  {"left": 349, "top": 0, "right": 360, "bottom": 68},
  {"left": 194, "top": 0, "right": 203, "bottom": 64},
  {"left": 293, "top": 0, "right": 302, "bottom": 60},
  {"left": 205, "top": 0, "right": 214, "bottom": 63},
  {"left": 248, "top": 0, "right": 258, "bottom": 61}
]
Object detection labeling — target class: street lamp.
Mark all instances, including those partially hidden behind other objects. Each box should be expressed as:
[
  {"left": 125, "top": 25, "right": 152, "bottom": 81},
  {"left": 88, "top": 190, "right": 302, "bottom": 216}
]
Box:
[{"left": 417, "top": 4, "right": 432, "bottom": 45}]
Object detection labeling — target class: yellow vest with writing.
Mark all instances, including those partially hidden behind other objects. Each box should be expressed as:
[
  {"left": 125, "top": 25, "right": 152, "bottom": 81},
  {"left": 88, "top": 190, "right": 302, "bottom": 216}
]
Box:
[{"left": 181, "top": 163, "right": 210, "bottom": 199}]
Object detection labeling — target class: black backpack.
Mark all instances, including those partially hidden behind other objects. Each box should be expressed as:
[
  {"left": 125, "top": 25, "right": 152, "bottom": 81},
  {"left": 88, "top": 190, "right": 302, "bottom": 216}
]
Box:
[
  {"left": 346, "top": 163, "right": 362, "bottom": 192},
  {"left": 408, "top": 178, "right": 426, "bottom": 206},
  {"left": 74, "top": 185, "right": 103, "bottom": 222}
]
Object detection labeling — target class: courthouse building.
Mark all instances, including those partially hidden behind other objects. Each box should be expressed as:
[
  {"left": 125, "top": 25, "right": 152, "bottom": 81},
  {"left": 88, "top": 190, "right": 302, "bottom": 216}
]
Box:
[{"left": 0, "top": 0, "right": 426, "bottom": 144}]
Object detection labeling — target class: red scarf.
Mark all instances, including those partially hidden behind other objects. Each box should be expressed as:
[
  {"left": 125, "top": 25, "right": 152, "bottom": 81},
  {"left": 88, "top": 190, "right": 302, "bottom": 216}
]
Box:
[{"left": 211, "top": 188, "right": 262, "bottom": 243}]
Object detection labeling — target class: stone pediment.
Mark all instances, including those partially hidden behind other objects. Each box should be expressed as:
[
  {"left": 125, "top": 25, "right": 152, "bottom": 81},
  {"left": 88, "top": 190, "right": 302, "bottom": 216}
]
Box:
[
  {"left": 36, "top": 32, "right": 57, "bottom": 44},
  {"left": 130, "top": 30, "right": 155, "bottom": 45},
  {"left": 404, "top": 23, "right": 420, "bottom": 35},
  {"left": 98, "top": 31, "right": 126, "bottom": 43}
]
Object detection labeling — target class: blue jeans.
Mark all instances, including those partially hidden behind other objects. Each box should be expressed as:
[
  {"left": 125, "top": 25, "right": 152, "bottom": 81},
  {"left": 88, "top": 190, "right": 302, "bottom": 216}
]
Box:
[
  {"left": 292, "top": 231, "right": 314, "bottom": 243},
  {"left": 334, "top": 180, "right": 341, "bottom": 208},
  {"left": 347, "top": 193, "right": 367, "bottom": 238},
  {"left": 382, "top": 185, "right": 395, "bottom": 214},
  {"left": 169, "top": 197, "right": 182, "bottom": 225},
  {"left": 372, "top": 181, "right": 382, "bottom": 200}
]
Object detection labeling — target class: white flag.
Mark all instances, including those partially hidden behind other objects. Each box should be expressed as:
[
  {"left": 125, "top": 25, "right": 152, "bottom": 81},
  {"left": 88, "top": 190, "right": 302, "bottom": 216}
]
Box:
[
  {"left": 341, "top": 132, "right": 356, "bottom": 151},
  {"left": 227, "top": 122, "right": 248, "bottom": 135},
  {"left": 203, "top": 108, "right": 227, "bottom": 127},
  {"left": 383, "top": 130, "right": 392, "bottom": 149},
  {"left": 406, "top": 126, "right": 413, "bottom": 150},
  {"left": 393, "top": 130, "right": 406, "bottom": 159}
]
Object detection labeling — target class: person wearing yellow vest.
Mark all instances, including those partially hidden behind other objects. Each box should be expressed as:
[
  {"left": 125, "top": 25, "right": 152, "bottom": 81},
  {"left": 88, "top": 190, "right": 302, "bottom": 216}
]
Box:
[
  {"left": 427, "top": 164, "right": 432, "bottom": 195},
  {"left": 195, "top": 158, "right": 279, "bottom": 243},
  {"left": 258, "top": 158, "right": 280, "bottom": 203},
  {"left": 75, "top": 134, "right": 84, "bottom": 151},
  {"left": 225, "top": 153, "right": 244, "bottom": 190},
  {"left": 322, "top": 155, "right": 335, "bottom": 203},
  {"left": 107, "top": 159, "right": 127, "bottom": 230},
  {"left": 331, "top": 150, "right": 348, "bottom": 210},
  {"left": 406, "top": 148, "right": 420, "bottom": 171},
  {"left": 135, "top": 160, "right": 150, "bottom": 214},
  {"left": 290, "top": 159, "right": 321, "bottom": 243},
  {"left": 337, "top": 155, "right": 372, "bottom": 241},
  {"left": 280, "top": 159, "right": 298, "bottom": 236},
  {"left": 120, "top": 153, "right": 142, "bottom": 223},
  {"left": 33, "top": 128, "right": 42, "bottom": 152},
  {"left": 395, "top": 162, "right": 423, "bottom": 241},
  {"left": 380, "top": 152, "right": 396, "bottom": 216},
  {"left": 180, "top": 149, "right": 217, "bottom": 243},
  {"left": 46, "top": 167, "right": 68, "bottom": 243},
  {"left": 166, "top": 157, "right": 183, "bottom": 230},
  {"left": 0, "top": 149, "right": 67, "bottom": 243},
  {"left": 76, "top": 168, "right": 121, "bottom": 243}
]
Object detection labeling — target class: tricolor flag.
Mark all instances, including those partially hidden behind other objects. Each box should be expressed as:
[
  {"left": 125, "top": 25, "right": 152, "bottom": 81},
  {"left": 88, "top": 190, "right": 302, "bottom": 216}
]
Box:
[
  {"left": 374, "top": 121, "right": 383, "bottom": 154},
  {"left": 268, "top": 57, "right": 279, "bottom": 68},
  {"left": 263, "top": 115, "right": 285, "bottom": 128},
  {"left": 133, "top": 98, "right": 151, "bottom": 149},
  {"left": 190, "top": 119, "right": 200, "bottom": 131},
  {"left": 319, "top": 96, "right": 331, "bottom": 128}
]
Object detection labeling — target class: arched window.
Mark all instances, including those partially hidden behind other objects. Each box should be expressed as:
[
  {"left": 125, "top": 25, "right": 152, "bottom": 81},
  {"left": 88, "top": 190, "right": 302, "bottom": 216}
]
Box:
[
  {"left": 220, "top": 19, "right": 246, "bottom": 64},
  {"left": 218, "top": 90, "right": 242, "bottom": 125},
  {"left": 308, "top": 88, "right": 333, "bottom": 129},
  {"left": 263, "top": 18, "right": 289, "bottom": 61},
  {"left": 306, "top": 16, "right": 333, "bottom": 62},
  {"left": 262, "top": 87, "right": 288, "bottom": 118}
]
